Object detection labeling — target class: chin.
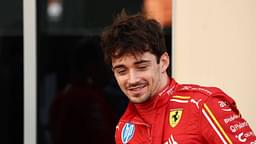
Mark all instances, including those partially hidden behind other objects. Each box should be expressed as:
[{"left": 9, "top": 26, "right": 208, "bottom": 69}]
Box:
[{"left": 129, "top": 95, "right": 150, "bottom": 104}]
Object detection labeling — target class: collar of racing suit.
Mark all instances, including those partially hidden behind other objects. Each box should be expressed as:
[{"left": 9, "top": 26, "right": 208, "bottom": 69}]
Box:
[{"left": 120, "top": 77, "right": 178, "bottom": 126}]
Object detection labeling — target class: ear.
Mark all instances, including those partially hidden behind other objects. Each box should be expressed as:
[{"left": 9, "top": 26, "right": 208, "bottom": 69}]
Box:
[{"left": 159, "top": 52, "right": 170, "bottom": 73}]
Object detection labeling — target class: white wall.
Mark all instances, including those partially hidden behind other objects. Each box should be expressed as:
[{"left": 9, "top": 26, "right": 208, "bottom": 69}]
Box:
[
  {"left": 173, "top": 0, "right": 256, "bottom": 132},
  {"left": 24, "top": 0, "right": 36, "bottom": 143}
]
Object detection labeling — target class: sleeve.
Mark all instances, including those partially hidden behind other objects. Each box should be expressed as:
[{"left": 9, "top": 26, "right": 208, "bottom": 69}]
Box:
[{"left": 200, "top": 93, "right": 256, "bottom": 144}]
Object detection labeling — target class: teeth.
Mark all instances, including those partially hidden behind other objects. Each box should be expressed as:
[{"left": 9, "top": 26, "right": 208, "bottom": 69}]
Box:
[{"left": 129, "top": 85, "right": 144, "bottom": 90}]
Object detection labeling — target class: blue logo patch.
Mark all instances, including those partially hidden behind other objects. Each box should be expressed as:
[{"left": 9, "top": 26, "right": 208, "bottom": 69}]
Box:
[{"left": 121, "top": 123, "right": 135, "bottom": 143}]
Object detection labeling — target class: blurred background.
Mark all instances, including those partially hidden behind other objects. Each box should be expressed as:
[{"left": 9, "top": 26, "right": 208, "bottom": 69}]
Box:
[
  {"left": 37, "top": 0, "right": 171, "bottom": 144},
  {"left": 0, "top": 0, "right": 23, "bottom": 143},
  {"left": 3, "top": 0, "right": 171, "bottom": 143},
  {"left": 8, "top": 0, "right": 255, "bottom": 144},
  {"left": 1, "top": 0, "right": 171, "bottom": 143}
]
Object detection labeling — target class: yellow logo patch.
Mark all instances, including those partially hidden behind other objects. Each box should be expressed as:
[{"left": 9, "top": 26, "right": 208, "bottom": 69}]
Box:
[{"left": 169, "top": 109, "right": 183, "bottom": 128}]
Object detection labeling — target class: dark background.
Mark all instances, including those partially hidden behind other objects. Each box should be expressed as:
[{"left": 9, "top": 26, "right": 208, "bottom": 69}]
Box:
[
  {"left": 0, "top": 0, "right": 171, "bottom": 143},
  {"left": 0, "top": 0, "right": 23, "bottom": 144}
]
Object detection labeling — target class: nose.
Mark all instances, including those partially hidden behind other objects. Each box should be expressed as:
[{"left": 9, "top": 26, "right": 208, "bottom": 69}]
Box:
[{"left": 127, "top": 70, "right": 139, "bottom": 84}]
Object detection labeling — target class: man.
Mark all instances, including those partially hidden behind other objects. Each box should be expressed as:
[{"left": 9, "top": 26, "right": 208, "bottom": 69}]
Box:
[{"left": 100, "top": 12, "right": 256, "bottom": 144}]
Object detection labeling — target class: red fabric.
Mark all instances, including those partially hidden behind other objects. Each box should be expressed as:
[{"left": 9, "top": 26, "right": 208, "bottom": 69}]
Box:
[{"left": 115, "top": 78, "right": 256, "bottom": 144}]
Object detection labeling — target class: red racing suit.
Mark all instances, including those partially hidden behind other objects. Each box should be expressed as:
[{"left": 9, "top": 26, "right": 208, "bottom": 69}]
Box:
[{"left": 115, "top": 78, "right": 256, "bottom": 144}]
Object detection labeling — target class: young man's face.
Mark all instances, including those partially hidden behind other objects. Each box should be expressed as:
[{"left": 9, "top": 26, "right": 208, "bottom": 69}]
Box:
[{"left": 112, "top": 52, "right": 169, "bottom": 104}]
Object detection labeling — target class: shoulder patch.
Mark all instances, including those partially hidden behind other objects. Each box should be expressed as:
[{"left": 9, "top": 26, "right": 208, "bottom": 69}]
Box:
[{"left": 121, "top": 123, "right": 135, "bottom": 143}]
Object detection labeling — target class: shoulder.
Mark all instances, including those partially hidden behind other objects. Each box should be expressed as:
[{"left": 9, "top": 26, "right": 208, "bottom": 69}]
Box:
[
  {"left": 174, "top": 83, "right": 233, "bottom": 101},
  {"left": 172, "top": 83, "right": 239, "bottom": 114},
  {"left": 175, "top": 83, "right": 224, "bottom": 96}
]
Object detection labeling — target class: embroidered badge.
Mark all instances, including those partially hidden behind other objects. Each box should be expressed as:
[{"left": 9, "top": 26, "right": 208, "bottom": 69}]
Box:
[
  {"left": 169, "top": 108, "right": 183, "bottom": 128},
  {"left": 121, "top": 123, "right": 135, "bottom": 143}
]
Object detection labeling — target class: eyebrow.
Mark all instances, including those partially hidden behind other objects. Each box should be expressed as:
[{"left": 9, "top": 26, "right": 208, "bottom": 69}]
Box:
[
  {"left": 112, "top": 60, "right": 151, "bottom": 70},
  {"left": 134, "top": 60, "right": 151, "bottom": 65}
]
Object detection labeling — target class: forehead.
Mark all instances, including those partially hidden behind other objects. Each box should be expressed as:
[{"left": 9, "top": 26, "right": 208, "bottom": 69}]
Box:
[{"left": 111, "top": 52, "right": 156, "bottom": 67}]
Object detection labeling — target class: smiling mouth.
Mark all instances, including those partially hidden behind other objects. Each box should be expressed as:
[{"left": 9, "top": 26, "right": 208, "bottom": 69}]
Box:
[{"left": 127, "top": 84, "right": 146, "bottom": 92}]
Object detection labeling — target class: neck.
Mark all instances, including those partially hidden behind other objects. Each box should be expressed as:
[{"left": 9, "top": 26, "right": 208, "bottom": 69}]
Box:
[
  {"left": 134, "top": 76, "right": 171, "bottom": 124},
  {"left": 135, "top": 75, "right": 170, "bottom": 113},
  {"left": 157, "top": 73, "right": 169, "bottom": 95}
]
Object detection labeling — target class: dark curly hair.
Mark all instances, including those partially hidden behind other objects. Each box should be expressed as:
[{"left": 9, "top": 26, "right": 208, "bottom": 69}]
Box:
[{"left": 100, "top": 11, "right": 167, "bottom": 64}]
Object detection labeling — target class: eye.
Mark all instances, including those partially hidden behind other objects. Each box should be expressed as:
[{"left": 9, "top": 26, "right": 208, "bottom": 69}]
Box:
[
  {"left": 115, "top": 68, "right": 127, "bottom": 75},
  {"left": 138, "top": 66, "right": 146, "bottom": 69},
  {"left": 137, "top": 65, "right": 148, "bottom": 70}
]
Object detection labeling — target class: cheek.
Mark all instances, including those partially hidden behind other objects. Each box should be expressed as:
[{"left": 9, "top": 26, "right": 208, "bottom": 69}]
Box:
[
  {"left": 148, "top": 66, "right": 161, "bottom": 77},
  {"left": 115, "top": 76, "right": 126, "bottom": 88}
]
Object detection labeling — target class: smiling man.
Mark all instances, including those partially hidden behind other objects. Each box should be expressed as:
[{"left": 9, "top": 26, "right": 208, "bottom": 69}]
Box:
[
  {"left": 100, "top": 12, "right": 256, "bottom": 144},
  {"left": 112, "top": 52, "right": 169, "bottom": 104}
]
